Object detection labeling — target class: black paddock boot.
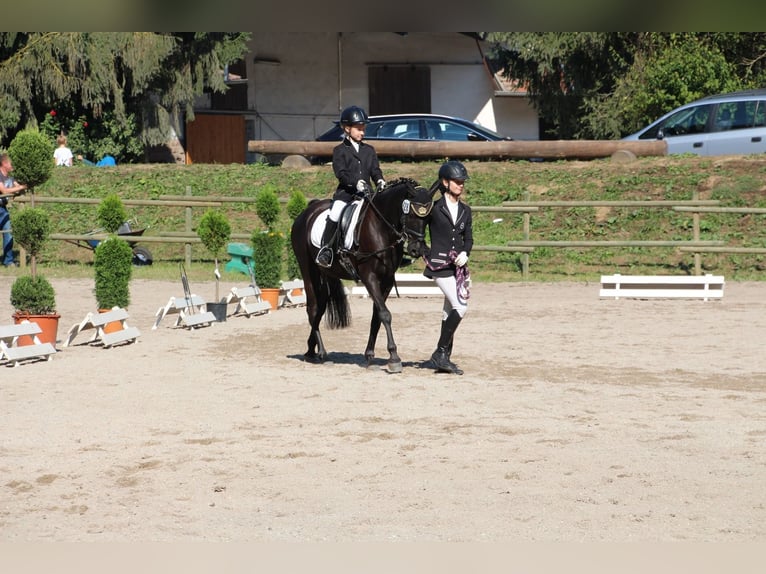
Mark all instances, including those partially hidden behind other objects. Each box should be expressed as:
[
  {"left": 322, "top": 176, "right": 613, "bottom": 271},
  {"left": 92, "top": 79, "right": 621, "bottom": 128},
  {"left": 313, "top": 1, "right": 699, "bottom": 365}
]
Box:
[
  {"left": 430, "top": 310, "right": 463, "bottom": 374},
  {"left": 315, "top": 219, "right": 338, "bottom": 268}
]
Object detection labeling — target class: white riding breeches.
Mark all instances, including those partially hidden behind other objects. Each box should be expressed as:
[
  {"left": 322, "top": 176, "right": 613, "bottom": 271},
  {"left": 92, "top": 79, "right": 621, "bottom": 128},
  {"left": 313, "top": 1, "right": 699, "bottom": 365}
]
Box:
[
  {"left": 328, "top": 200, "right": 345, "bottom": 222},
  {"left": 434, "top": 275, "right": 468, "bottom": 319}
]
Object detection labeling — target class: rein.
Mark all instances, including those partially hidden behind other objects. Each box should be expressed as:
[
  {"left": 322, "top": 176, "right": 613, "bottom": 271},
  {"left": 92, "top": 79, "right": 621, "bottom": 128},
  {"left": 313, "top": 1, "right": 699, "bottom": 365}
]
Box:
[{"left": 352, "top": 179, "right": 429, "bottom": 260}]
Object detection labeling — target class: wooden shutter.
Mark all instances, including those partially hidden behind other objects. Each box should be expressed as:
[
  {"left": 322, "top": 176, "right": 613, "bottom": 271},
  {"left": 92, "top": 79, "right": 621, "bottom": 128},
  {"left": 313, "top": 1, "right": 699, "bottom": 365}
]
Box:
[{"left": 368, "top": 66, "right": 430, "bottom": 115}]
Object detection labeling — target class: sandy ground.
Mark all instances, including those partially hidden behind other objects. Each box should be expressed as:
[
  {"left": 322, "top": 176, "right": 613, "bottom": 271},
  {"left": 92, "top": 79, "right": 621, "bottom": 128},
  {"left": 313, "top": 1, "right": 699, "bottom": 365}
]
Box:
[{"left": 0, "top": 276, "right": 765, "bottom": 542}]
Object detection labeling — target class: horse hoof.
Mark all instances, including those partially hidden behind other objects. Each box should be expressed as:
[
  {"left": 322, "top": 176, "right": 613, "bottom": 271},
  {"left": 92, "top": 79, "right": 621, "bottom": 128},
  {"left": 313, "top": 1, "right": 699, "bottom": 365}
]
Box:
[
  {"left": 387, "top": 361, "right": 403, "bottom": 374},
  {"left": 365, "top": 363, "right": 380, "bottom": 371}
]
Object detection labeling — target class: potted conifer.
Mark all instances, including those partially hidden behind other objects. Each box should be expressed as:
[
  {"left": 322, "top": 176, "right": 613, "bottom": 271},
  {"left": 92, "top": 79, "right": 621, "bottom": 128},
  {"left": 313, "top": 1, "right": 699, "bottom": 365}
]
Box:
[
  {"left": 7, "top": 130, "right": 58, "bottom": 346},
  {"left": 285, "top": 190, "right": 307, "bottom": 281},
  {"left": 93, "top": 194, "right": 133, "bottom": 329},
  {"left": 196, "top": 208, "right": 231, "bottom": 322},
  {"left": 10, "top": 207, "right": 60, "bottom": 346},
  {"left": 252, "top": 186, "right": 284, "bottom": 310},
  {"left": 285, "top": 190, "right": 307, "bottom": 298}
]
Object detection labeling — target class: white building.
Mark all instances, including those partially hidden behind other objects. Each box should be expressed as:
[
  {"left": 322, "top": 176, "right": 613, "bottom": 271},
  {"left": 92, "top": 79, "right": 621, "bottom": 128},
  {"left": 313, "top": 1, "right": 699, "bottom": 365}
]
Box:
[{"left": 187, "top": 32, "right": 538, "bottom": 164}]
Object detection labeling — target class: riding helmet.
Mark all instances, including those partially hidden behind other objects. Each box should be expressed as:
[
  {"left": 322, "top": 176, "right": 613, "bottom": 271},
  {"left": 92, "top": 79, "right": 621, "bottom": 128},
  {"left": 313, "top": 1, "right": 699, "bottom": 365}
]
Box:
[
  {"left": 438, "top": 160, "right": 470, "bottom": 181},
  {"left": 340, "top": 105, "right": 369, "bottom": 126}
]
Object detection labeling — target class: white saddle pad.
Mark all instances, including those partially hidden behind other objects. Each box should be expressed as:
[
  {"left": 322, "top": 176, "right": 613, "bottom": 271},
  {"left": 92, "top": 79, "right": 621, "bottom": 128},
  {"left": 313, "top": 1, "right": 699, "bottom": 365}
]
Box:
[{"left": 310, "top": 199, "right": 364, "bottom": 250}]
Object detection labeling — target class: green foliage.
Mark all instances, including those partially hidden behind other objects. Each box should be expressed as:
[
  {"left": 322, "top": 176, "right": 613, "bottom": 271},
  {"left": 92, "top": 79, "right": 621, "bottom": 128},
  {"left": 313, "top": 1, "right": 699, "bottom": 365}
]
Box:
[
  {"left": 196, "top": 209, "right": 231, "bottom": 259},
  {"left": 285, "top": 190, "right": 307, "bottom": 280},
  {"left": 487, "top": 32, "right": 766, "bottom": 139},
  {"left": 252, "top": 229, "right": 284, "bottom": 289},
  {"left": 10, "top": 274, "right": 56, "bottom": 314},
  {"left": 93, "top": 236, "right": 133, "bottom": 308},
  {"left": 255, "top": 185, "right": 281, "bottom": 228},
  {"left": 97, "top": 193, "right": 127, "bottom": 233},
  {"left": 286, "top": 190, "right": 308, "bottom": 220},
  {"left": 7, "top": 129, "right": 54, "bottom": 188},
  {"left": 0, "top": 32, "right": 250, "bottom": 149},
  {"left": 607, "top": 38, "right": 741, "bottom": 137},
  {"left": 12, "top": 207, "right": 50, "bottom": 256},
  {"left": 40, "top": 106, "right": 143, "bottom": 164}
]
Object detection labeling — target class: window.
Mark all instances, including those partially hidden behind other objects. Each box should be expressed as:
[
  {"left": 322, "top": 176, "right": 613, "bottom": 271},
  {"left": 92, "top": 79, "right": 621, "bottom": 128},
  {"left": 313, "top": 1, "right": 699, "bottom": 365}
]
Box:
[
  {"left": 640, "top": 105, "right": 711, "bottom": 139},
  {"left": 377, "top": 120, "right": 421, "bottom": 139},
  {"left": 210, "top": 60, "right": 248, "bottom": 111}
]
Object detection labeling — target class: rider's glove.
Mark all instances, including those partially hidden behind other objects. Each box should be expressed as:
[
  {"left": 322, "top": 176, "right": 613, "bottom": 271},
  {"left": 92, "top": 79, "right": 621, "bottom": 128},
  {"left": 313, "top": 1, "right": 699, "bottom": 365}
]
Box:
[
  {"left": 455, "top": 251, "right": 468, "bottom": 267},
  {"left": 376, "top": 179, "right": 386, "bottom": 191},
  {"left": 356, "top": 179, "right": 367, "bottom": 193}
]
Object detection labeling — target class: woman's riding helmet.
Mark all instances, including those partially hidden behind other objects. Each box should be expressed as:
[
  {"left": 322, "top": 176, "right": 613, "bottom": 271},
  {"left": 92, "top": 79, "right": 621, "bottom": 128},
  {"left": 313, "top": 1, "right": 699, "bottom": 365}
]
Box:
[
  {"left": 438, "top": 160, "right": 470, "bottom": 181},
  {"left": 340, "top": 106, "right": 369, "bottom": 126}
]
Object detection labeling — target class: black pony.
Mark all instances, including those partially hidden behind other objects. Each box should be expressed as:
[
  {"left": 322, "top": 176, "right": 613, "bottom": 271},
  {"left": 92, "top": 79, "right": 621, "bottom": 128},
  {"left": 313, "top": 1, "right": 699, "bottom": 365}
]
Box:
[{"left": 290, "top": 177, "right": 436, "bottom": 372}]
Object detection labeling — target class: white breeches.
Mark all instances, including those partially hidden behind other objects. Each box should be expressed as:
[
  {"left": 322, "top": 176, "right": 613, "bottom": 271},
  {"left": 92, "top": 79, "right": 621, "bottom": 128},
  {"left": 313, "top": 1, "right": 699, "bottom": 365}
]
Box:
[{"left": 434, "top": 275, "right": 468, "bottom": 319}]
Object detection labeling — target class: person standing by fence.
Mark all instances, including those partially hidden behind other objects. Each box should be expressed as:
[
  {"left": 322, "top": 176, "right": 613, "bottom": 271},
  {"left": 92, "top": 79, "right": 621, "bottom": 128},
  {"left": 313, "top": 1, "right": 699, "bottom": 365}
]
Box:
[
  {"left": 424, "top": 160, "right": 473, "bottom": 375},
  {"left": 0, "top": 153, "right": 28, "bottom": 266}
]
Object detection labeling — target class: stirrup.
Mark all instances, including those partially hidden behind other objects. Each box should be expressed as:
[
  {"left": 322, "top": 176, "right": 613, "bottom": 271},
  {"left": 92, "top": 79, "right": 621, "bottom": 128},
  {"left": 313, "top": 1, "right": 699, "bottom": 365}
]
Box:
[{"left": 316, "top": 246, "right": 333, "bottom": 268}]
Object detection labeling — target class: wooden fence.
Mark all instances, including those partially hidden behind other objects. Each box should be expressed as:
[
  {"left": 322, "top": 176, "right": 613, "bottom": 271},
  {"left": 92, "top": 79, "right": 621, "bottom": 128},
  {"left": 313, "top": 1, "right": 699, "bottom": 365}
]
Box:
[{"left": 11, "top": 191, "right": 766, "bottom": 278}]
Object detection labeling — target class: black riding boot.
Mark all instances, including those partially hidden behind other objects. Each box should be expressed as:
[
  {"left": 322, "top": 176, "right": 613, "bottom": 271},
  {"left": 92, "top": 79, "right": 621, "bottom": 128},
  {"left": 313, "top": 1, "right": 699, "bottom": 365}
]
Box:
[
  {"left": 316, "top": 219, "right": 338, "bottom": 268},
  {"left": 431, "top": 310, "right": 463, "bottom": 374},
  {"left": 446, "top": 338, "right": 463, "bottom": 376}
]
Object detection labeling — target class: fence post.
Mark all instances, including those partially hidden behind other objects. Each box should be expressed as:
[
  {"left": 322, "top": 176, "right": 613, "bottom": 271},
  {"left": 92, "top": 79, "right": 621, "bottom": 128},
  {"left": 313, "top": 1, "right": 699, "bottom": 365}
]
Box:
[
  {"left": 185, "top": 186, "right": 192, "bottom": 268},
  {"left": 692, "top": 190, "right": 701, "bottom": 275},
  {"left": 522, "top": 191, "right": 530, "bottom": 280}
]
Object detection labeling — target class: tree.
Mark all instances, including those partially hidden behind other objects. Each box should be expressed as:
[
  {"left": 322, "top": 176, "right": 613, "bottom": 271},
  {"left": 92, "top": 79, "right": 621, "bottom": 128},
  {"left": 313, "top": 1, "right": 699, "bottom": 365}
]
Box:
[
  {"left": 0, "top": 33, "right": 250, "bottom": 154},
  {"left": 486, "top": 33, "right": 766, "bottom": 140}
]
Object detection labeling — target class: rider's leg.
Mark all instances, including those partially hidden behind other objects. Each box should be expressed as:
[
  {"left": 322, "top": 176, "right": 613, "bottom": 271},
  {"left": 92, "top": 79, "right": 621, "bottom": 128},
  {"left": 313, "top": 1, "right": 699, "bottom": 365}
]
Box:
[
  {"left": 430, "top": 277, "right": 468, "bottom": 374},
  {"left": 316, "top": 200, "right": 344, "bottom": 267}
]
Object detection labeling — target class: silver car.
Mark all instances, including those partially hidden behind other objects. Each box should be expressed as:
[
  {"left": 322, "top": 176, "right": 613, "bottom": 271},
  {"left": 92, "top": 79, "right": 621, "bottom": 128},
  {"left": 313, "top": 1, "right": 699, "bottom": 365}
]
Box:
[{"left": 622, "top": 89, "right": 766, "bottom": 155}]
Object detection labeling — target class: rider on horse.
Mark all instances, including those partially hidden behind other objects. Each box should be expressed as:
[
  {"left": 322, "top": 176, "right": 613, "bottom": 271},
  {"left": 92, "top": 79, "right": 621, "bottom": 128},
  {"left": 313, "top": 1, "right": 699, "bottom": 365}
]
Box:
[{"left": 316, "top": 105, "right": 386, "bottom": 268}]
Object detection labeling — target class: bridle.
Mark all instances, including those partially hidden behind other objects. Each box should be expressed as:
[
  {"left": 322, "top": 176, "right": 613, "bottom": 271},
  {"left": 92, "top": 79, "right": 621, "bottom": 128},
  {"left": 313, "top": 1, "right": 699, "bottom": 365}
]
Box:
[{"left": 354, "top": 180, "right": 433, "bottom": 259}]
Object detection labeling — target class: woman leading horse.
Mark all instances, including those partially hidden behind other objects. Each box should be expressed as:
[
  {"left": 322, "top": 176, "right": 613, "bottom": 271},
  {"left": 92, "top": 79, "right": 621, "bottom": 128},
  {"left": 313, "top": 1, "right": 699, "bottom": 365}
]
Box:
[{"left": 290, "top": 177, "right": 436, "bottom": 372}]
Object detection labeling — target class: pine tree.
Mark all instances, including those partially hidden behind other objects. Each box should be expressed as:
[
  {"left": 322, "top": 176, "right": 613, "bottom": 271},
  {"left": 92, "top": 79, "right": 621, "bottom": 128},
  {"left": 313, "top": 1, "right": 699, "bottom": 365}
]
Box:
[{"left": 0, "top": 32, "right": 250, "bottom": 150}]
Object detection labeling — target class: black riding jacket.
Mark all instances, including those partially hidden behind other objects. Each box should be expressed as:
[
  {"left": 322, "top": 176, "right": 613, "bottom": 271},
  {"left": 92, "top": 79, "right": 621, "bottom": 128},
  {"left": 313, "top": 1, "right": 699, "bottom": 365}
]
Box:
[
  {"left": 332, "top": 138, "right": 384, "bottom": 202},
  {"left": 423, "top": 193, "right": 473, "bottom": 279}
]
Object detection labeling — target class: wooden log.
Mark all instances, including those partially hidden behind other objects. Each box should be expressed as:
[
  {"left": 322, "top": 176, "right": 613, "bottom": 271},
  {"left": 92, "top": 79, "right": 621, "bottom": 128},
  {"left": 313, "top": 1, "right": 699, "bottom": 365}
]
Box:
[{"left": 247, "top": 139, "right": 667, "bottom": 160}]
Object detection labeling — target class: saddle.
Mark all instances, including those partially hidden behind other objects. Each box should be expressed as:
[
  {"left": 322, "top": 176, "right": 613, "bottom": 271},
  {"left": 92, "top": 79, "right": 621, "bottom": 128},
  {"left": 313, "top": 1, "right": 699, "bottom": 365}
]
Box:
[
  {"left": 326, "top": 200, "right": 365, "bottom": 253},
  {"left": 325, "top": 200, "right": 367, "bottom": 279}
]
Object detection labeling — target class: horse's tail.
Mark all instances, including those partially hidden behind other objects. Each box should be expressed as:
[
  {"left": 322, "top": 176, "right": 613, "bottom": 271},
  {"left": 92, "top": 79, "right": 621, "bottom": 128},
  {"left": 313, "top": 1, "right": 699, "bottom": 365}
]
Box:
[{"left": 324, "top": 275, "right": 351, "bottom": 330}]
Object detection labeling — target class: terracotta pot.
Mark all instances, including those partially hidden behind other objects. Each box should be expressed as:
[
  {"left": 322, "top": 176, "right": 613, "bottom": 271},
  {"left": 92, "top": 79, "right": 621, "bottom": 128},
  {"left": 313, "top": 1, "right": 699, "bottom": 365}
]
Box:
[
  {"left": 98, "top": 309, "right": 123, "bottom": 334},
  {"left": 12, "top": 312, "right": 61, "bottom": 348},
  {"left": 260, "top": 287, "right": 280, "bottom": 311}
]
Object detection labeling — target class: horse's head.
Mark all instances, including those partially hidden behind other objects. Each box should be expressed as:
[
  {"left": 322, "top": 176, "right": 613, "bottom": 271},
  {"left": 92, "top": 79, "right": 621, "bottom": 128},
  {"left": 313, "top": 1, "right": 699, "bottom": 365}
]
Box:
[{"left": 400, "top": 181, "right": 436, "bottom": 259}]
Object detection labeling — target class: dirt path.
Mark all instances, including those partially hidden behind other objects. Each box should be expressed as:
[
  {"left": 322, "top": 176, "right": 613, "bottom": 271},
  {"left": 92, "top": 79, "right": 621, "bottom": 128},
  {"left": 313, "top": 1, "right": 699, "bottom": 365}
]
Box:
[{"left": 1, "top": 278, "right": 765, "bottom": 541}]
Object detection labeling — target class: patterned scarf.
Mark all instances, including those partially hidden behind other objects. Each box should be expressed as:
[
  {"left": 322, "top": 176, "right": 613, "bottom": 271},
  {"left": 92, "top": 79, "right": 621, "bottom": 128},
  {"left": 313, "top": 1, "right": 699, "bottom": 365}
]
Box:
[{"left": 423, "top": 249, "right": 471, "bottom": 302}]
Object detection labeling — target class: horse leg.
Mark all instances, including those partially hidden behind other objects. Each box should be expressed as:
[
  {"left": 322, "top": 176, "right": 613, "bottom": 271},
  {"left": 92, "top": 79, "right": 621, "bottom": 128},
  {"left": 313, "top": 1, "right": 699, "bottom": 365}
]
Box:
[
  {"left": 378, "top": 304, "right": 402, "bottom": 373},
  {"left": 303, "top": 273, "right": 328, "bottom": 362},
  {"left": 364, "top": 312, "right": 382, "bottom": 369},
  {"left": 306, "top": 297, "right": 329, "bottom": 362},
  {"left": 366, "top": 296, "right": 401, "bottom": 373}
]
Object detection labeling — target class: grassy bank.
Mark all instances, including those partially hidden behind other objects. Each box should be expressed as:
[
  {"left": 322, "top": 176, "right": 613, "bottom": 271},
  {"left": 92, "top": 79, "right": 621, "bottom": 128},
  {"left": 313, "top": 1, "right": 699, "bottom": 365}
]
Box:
[{"left": 10, "top": 155, "right": 766, "bottom": 282}]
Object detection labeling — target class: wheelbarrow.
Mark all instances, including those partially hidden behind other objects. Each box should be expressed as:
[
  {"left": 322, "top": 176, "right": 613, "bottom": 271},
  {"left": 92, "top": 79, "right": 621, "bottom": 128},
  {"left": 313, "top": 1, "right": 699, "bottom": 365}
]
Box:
[{"left": 66, "top": 218, "right": 153, "bottom": 265}]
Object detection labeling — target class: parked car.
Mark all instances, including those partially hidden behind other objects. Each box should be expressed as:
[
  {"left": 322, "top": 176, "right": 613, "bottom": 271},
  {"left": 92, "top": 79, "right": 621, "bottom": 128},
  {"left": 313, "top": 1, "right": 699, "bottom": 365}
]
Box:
[
  {"left": 622, "top": 89, "right": 766, "bottom": 156},
  {"left": 316, "top": 113, "right": 512, "bottom": 143}
]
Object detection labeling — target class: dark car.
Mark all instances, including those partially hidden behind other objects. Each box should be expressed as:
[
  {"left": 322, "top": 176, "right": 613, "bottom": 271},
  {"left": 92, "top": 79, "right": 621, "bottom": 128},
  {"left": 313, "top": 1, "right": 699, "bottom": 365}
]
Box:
[{"left": 316, "top": 113, "right": 511, "bottom": 143}]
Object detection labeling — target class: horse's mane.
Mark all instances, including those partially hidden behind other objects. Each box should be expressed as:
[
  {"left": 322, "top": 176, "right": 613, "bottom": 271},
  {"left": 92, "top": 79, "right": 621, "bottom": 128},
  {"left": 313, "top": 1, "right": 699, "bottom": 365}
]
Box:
[{"left": 385, "top": 177, "right": 418, "bottom": 188}]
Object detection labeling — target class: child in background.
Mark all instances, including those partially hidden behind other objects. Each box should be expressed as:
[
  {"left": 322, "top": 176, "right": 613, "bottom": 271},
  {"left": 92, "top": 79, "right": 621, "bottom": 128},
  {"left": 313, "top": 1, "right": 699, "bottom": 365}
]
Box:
[{"left": 53, "top": 134, "right": 73, "bottom": 166}]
